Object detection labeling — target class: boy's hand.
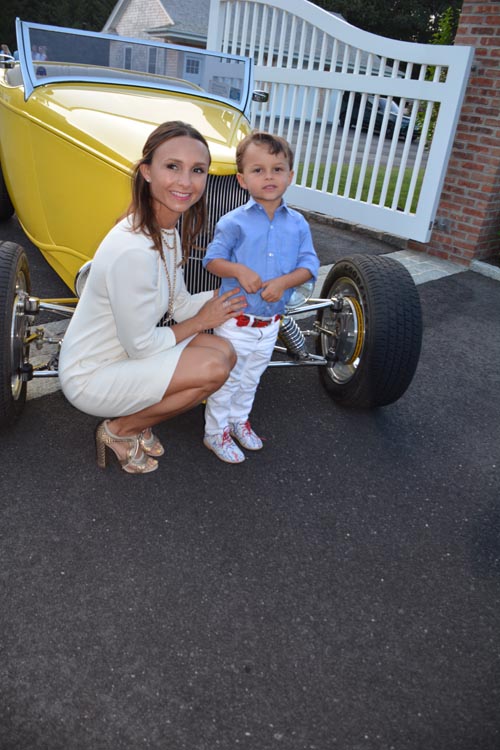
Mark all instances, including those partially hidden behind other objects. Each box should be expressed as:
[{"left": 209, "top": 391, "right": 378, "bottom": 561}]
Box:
[
  {"left": 236, "top": 265, "right": 262, "bottom": 294},
  {"left": 260, "top": 277, "right": 287, "bottom": 303}
]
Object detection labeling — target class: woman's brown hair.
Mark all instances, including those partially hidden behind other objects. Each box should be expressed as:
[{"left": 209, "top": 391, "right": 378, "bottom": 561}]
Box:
[{"left": 129, "top": 121, "right": 211, "bottom": 264}]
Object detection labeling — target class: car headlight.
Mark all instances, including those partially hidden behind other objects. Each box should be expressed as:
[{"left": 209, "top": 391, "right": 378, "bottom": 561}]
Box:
[
  {"left": 74, "top": 261, "right": 92, "bottom": 298},
  {"left": 285, "top": 280, "right": 315, "bottom": 312}
]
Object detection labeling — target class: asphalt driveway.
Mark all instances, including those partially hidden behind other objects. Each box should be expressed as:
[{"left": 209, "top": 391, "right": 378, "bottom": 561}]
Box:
[{"left": 0, "top": 217, "right": 499, "bottom": 749}]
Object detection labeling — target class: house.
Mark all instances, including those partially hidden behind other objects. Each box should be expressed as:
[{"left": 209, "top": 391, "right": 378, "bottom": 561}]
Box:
[
  {"left": 102, "top": 0, "right": 210, "bottom": 49},
  {"left": 102, "top": 0, "right": 381, "bottom": 121},
  {"left": 103, "top": 2, "right": 379, "bottom": 76}
]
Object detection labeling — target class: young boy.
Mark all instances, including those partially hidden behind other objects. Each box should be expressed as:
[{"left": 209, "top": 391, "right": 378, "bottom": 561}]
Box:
[{"left": 202, "top": 131, "right": 320, "bottom": 463}]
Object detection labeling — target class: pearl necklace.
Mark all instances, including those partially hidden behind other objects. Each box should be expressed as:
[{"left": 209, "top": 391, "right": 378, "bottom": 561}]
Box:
[
  {"left": 160, "top": 228, "right": 179, "bottom": 322},
  {"left": 162, "top": 228, "right": 177, "bottom": 250}
]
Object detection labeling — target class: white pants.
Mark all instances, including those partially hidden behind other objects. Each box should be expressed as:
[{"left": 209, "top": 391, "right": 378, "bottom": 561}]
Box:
[{"left": 204, "top": 317, "right": 280, "bottom": 434}]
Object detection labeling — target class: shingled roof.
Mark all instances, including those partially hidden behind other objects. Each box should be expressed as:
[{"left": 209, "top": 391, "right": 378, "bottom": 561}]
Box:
[
  {"left": 103, "top": 0, "right": 211, "bottom": 46},
  {"left": 150, "top": 0, "right": 210, "bottom": 43}
]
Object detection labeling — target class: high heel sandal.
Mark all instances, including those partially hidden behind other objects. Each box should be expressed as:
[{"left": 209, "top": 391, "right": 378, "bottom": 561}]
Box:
[
  {"left": 95, "top": 420, "right": 158, "bottom": 474},
  {"left": 139, "top": 428, "right": 164, "bottom": 457}
]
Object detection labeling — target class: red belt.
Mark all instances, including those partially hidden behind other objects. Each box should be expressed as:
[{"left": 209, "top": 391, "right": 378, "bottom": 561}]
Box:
[{"left": 235, "top": 314, "right": 281, "bottom": 328}]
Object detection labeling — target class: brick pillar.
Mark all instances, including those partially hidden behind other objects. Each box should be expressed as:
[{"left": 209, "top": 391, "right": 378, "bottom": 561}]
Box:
[{"left": 412, "top": 1, "right": 500, "bottom": 265}]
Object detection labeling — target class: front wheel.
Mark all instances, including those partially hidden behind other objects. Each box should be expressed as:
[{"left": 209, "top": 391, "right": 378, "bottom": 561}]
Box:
[
  {"left": 316, "top": 254, "right": 422, "bottom": 407},
  {"left": 0, "top": 242, "right": 31, "bottom": 427}
]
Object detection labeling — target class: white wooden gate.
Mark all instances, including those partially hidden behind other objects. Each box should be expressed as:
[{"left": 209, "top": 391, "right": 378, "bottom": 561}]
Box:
[{"left": 207, "top": 0, "right": 474, "bottom": 242}]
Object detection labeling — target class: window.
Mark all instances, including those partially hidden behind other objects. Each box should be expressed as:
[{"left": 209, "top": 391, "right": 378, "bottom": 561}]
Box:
[
  {"left": 148, "top": 47, "right": 157, "bottom": 74},
  {"left": 124, "top": 47, "right": 132, "bottom": 70},
  {"left": 185, "top": 58, "right": 200, "bottom": 76}
]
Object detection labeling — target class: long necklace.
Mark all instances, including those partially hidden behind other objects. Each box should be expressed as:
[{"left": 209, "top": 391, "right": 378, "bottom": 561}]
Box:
[{"left": 160, "top": 228, "right": 179, "bottom": 322}]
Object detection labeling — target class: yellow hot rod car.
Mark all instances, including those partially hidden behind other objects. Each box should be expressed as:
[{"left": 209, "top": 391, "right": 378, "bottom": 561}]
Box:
[{"left": 0, "top": 20, "right": 422, "bottom": 427}]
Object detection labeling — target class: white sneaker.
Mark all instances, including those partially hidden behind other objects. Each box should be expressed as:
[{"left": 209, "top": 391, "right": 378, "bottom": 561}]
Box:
[
  {"left": 203, "top": 427, "right": 245, "bottom": 463},
  {"left": 229, "top": 420, "right": 263, "bottom": 451}
]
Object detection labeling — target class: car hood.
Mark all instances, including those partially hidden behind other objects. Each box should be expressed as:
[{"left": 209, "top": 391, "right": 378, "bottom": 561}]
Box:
[{"left": 26, "top": 82, "right": 249, "bottom": 174}]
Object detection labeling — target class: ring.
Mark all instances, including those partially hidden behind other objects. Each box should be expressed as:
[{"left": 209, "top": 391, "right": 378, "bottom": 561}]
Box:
[{"left": 223, "top": 300, "right": 229, "bottom": 308}]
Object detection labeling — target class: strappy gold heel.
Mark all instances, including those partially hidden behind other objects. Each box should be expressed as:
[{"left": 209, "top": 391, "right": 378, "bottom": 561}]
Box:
[
  {"left": 139, "top": 428, "right": 165, "bottom": 457},
  {"left": 95, "top": 420, "right": 158, "bottom": 474}
]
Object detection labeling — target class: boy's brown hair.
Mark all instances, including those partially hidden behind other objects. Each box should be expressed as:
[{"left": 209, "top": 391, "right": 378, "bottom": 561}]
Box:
[{"left": 236, "top": 131, "right": 294, "bottom": 173}]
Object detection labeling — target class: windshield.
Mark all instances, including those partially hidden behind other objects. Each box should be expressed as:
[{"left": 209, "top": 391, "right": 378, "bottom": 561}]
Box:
[{"left": 16, "top": 19, "right": 251, "bottom": 112}]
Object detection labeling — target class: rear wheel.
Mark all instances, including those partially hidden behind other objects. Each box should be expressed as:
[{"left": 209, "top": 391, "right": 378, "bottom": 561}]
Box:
[
  {"left": 0, "top": 242, "right": 31, "bottom": 426},
  {"left": 316, "top": 254, "right": 422, "bottom": 407},
  {"left": 0, "top": 163, "right": 15, "bottom": 222}
]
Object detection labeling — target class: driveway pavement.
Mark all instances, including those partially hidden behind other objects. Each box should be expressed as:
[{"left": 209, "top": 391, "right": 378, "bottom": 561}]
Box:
[{"left": 0, "top": 216, "right": 499, "bottom": 750}]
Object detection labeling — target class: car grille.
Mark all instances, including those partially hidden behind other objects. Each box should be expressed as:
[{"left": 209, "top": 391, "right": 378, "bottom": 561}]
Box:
[{"left": 183, "top": 173, "right": 248, "bottom": 294}]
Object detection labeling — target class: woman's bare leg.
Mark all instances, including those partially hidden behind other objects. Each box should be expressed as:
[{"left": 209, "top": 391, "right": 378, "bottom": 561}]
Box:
[{"left": 107, "top": 334, "right": 236, "bottom": 439}]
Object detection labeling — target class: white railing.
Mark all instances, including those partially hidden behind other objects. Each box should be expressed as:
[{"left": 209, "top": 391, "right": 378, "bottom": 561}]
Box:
[{"left": 208, "top": 0, "right": 474, "bottom": 242}]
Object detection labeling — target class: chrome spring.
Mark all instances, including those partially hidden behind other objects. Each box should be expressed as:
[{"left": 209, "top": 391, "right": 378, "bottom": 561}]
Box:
[{"left": 278, "top": 316, "right": 308, "bottom": 359}]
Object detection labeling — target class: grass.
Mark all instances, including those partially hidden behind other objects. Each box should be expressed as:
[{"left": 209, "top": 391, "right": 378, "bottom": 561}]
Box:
[{"left": 296, "top": 162, "right": 424, "bottom": 213}]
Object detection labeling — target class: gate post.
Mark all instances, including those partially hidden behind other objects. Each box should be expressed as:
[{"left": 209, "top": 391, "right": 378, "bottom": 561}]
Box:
[{"left": 412, "top": 1, "right": 500, "bottom": 265}]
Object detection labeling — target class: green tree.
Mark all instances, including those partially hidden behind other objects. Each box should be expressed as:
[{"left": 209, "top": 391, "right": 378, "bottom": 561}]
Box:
[
  {"left": 430, "top": 4, "right": 461, "bottom": 44},
  {"left": 0, "top": 0, "right": 115, "bottom": 50},
  {"left": 416, "top": 5, "right": 461, "bottom": 141},
  {"left": 69, "top": 0, "right": 116, "bottom": 31},
  {"left": 311, "top": 0, "right": 463, "bottom": 43}
]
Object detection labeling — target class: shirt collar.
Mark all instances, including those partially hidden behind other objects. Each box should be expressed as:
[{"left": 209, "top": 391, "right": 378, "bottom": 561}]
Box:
[{"left": 244, "top": 196, "right": 292, "bottom": 215}]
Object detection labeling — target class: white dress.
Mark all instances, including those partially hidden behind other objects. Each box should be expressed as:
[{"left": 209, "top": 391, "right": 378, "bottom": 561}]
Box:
[{"left": 58, "top": 217, "right": 212, "bottom": 417}]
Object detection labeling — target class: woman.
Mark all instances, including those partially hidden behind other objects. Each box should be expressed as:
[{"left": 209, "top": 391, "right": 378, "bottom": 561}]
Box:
[{"left": 59, "top": 121, "right": 245, "bottom": 474}]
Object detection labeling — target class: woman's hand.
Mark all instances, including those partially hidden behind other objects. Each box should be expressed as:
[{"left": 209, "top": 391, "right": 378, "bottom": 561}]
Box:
[{"left": 196, "top": 288, "right": 247, "bottom": 329}]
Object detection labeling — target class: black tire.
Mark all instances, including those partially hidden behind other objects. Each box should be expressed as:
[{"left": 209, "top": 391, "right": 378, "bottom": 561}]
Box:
[
  {"left": 0, "top": 163, "right": 15, "bottom": 222},
  {"left": 0, "top": 242, "right": 31, "bottom": 427},
  {"left": 316, "top": 254, "right": 422, "bottom": 407}
]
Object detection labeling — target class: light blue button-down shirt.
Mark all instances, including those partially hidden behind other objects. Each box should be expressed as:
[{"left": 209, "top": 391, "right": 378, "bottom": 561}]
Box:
[{"left": 203, "top": 198, "right": 320, "bottom": 317}]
